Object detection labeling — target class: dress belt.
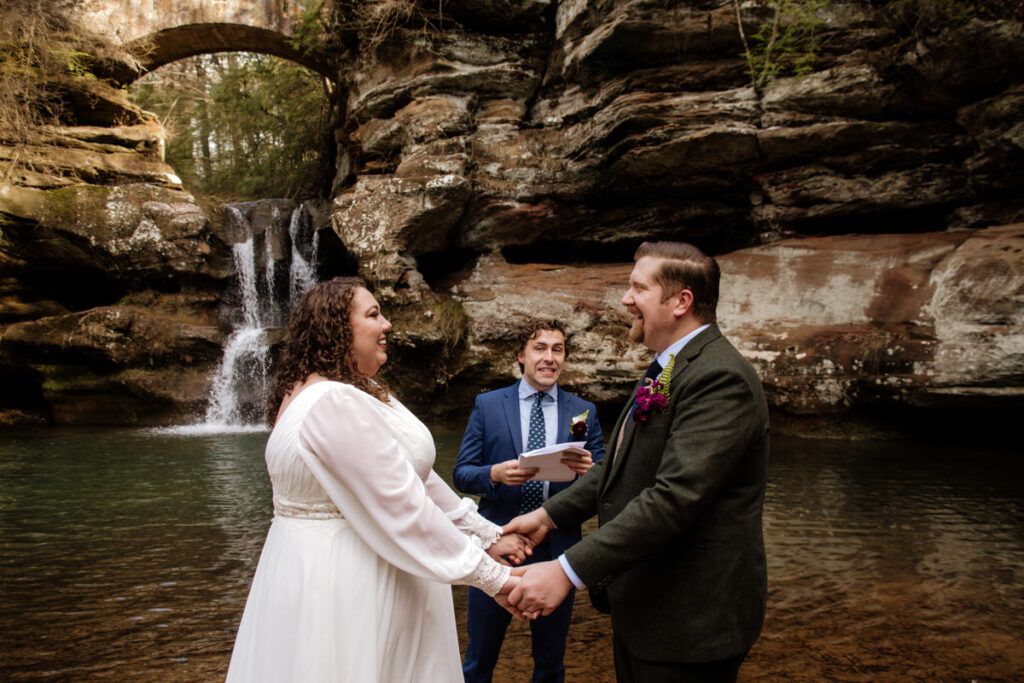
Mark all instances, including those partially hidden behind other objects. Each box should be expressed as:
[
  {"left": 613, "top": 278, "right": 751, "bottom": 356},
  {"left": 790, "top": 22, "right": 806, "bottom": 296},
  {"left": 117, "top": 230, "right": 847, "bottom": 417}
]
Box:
[{"left": 273, "top": 499, "right": 345, "bottom": 520}]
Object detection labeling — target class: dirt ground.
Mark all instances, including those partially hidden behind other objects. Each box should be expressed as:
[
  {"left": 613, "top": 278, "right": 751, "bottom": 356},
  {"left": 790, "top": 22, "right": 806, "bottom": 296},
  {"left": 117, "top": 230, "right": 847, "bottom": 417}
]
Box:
[{"left": 451, "top": 564, "right": 1024, "bottom": 682}]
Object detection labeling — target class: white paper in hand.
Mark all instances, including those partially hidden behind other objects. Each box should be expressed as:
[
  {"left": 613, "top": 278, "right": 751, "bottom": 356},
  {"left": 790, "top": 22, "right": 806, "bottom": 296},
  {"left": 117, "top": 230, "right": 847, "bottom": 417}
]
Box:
[{"left": 517, "top": 441, "right": 587, "bottom": 482}]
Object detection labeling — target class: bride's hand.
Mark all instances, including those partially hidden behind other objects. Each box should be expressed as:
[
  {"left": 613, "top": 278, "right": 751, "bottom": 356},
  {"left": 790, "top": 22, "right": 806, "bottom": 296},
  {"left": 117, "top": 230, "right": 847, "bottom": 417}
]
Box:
[
  {"left": 495, "top": 569, "right": 529, "bottom": 621},
  {"left": 487, "top": 532, "right": 533, "bottom": 565},
  {"left": 498, "top": 567, "right": 525, "bottom": 595}
]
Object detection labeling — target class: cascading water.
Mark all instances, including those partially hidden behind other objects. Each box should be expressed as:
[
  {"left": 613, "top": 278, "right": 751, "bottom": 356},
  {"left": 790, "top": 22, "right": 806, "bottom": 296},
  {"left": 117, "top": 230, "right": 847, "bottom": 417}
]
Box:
[
  {"left": 289, "top": 208, "right": 318, "bottom": 306},
  {"left": 171, "top": 202, "right": 320, "bottom": 433},
  {"left": 203, "top": 327, "right": 269, "bottom": 429},
  {"left": 202, "top": 237, "right": 269, "bottom": 430}
]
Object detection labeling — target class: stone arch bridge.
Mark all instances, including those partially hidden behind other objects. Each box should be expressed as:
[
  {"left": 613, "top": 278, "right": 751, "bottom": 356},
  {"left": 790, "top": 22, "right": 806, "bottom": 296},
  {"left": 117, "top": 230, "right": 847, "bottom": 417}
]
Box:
[{"left": 78, "top": 0, "right": 336, "bottom": 83}]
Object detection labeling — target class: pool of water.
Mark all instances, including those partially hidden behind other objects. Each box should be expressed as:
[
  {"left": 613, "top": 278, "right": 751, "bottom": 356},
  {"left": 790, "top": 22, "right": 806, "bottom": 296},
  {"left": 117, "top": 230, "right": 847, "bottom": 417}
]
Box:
[{"left": 0, "top": 427, "right": 1021, "bottom": 680}]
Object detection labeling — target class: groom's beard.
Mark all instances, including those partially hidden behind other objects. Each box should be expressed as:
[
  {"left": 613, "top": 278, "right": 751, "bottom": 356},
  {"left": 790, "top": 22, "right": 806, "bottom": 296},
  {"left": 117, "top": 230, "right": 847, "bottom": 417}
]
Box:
[{"left": 628, "top": 308, "right": 645, "bottom": 343}]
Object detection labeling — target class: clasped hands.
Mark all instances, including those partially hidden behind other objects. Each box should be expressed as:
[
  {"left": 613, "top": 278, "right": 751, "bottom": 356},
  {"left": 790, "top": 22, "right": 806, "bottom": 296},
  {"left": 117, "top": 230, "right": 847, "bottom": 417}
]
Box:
[{"left": 492, "top": 507, "right": 575, "bottom": 621}]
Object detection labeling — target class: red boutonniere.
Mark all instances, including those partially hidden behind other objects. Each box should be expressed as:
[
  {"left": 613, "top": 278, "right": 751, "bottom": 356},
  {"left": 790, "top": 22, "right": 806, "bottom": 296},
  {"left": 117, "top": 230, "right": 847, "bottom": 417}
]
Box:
[
  {"left": 632, "top": 354, "right": 675, "bottom": 425},
  {"left": 569, "top": 410, "right": 589, "bottom": 439}
]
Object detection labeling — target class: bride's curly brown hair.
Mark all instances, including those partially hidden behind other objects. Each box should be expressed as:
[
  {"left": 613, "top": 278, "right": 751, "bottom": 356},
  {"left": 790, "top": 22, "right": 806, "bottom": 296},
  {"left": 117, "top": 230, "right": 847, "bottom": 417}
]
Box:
[{"left": 267, "top": 276, "right": 390, "bottom": 426}]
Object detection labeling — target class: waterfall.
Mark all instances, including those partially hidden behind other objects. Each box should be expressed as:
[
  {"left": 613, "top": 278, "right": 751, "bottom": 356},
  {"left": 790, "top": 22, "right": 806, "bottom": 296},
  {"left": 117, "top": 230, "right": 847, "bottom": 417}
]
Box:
[
  {"left": 203, "top": 327, "right": 269, "bottom": 429},
  {"left": 200, "top": 238, "right": 268, "bottom": 430},
  {"left": 288, "top": 208, "right": 317, "bottom": 306},
  {"left": 168, "top": 202, "right": 320, "bottom": 434},
  {"left": 235, "top": 238, "right": 263, "bottom": 329}
]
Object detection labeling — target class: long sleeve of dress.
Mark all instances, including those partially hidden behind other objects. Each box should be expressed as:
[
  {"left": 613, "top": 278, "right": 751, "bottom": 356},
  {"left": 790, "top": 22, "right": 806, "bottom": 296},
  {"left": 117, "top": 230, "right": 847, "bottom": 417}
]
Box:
[
  {"left": 424, "top": 471, "right": 502, "bottom": 549},
  {"left": 297, "top": 384, "right": 510, "bottom": 596}
]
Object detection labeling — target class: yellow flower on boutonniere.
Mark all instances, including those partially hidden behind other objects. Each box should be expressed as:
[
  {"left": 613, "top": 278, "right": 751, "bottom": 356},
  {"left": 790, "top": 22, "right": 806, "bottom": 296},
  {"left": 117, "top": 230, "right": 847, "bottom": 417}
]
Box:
[{"left": 569, "top": 409, "right": 589, "bottom": 439}]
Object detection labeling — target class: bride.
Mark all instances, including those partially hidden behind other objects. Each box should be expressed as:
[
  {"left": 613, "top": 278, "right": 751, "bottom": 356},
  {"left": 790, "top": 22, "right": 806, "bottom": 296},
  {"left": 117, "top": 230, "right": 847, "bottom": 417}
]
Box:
[{"left": 226, "top": 277, "right": 528, "bottom": 682}]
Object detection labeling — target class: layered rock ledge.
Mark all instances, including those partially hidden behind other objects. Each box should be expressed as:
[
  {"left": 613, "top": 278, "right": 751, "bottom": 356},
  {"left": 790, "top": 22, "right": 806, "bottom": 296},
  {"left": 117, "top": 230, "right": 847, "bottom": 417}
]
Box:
[{"left": 1, "top": 1, "right": 1022, "bottom": 435}]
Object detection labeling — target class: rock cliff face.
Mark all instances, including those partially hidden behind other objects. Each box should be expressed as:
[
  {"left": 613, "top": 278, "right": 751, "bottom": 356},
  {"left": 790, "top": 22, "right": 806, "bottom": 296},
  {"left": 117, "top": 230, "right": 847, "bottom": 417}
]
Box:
[
  {"left": 419, "top": 222, "right": 1024, "bottom": 434},
  {"left": 0, "top": 76, "right": 233, "bottom": 425},
  {"left": 329, "top": 0, "right": 1023, "bottom": 433},
  {"left": 2, "top": 0, "right": 1022, "bottom": 434}
]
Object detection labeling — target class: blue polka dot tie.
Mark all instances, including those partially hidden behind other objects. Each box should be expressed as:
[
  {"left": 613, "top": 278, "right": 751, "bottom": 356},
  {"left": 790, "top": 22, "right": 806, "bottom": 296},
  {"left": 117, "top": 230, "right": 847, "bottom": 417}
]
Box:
[{"left": 520, "top": 391, "right": 546, "bottom": 513}]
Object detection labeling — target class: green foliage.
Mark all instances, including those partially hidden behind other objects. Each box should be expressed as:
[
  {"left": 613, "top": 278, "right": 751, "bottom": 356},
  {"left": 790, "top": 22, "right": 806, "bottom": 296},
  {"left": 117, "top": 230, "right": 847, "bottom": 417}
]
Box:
[
  {"left": 0, "top": 0, "right": 104, "bottom": 140},
  {"left": 739, "top": 0, "right": 831, "bottom": 91},
  {"left": 52, "top": 47, "right": 96, "bottom": 80},
  {"left": 733, "top": 0, "right": 1022, "bottom": 92},
  {"left": 130, "top": 54, "right": 333, "bottom": 200},
  {"left": 882, "top": 0, "right": 1023, "bottom": 35},
  {"left": 432, "top": 300, "right": 468, "bottom": 356},
  {"left": 290, "top": 0, "right": 331, "bottom": 55}
]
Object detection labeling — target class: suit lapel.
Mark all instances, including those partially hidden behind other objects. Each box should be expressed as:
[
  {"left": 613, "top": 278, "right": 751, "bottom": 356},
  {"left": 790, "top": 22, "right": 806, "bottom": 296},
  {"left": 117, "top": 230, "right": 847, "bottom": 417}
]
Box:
[
  {"left": 556, "top": 389, "right": 572, "bottom": 442},
  {"left": 603, "top": 380, "right": 643, "bottom": 492},
  {"left": 602, "top": 325, "right": 721, "bottom": 493},
  {"left": 503, "top": 384, "right": 524, "bottom": 455},
  {"left": 608, "top": 399, "right": 632, "bottom": 459}
]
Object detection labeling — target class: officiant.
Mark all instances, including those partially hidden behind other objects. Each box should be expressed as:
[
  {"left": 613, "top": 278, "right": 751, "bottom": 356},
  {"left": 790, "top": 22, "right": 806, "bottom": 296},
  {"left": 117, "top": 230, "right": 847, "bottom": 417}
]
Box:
[{"left": 453, "top": 318, "right": 605, "bottom": 682}]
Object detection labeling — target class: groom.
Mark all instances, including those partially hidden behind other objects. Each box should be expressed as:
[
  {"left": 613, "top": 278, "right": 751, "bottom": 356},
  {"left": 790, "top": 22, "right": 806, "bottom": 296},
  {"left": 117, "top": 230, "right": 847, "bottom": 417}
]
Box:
[
  {"left": 453, "top": 318, "right": 605, "bottom": 682},
  {"left": 504, "top": 242, "right": 769, "bottom": 682}
]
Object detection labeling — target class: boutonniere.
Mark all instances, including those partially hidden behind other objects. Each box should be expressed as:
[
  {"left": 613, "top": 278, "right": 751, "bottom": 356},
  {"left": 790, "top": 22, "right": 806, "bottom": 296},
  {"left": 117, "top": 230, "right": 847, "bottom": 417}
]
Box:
[
  {"left": 633, "top": 355, "right": 676, "bottom": 425},
  {"left": 569, "top": 409, "right": 590, "bottom": 439}
]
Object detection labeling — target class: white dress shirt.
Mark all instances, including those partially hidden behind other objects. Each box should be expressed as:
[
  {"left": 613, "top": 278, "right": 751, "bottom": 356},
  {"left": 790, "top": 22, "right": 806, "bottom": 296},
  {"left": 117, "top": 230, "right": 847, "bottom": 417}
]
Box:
[{"left": 519, "top": 379, "right": 558, "bottom": 501}]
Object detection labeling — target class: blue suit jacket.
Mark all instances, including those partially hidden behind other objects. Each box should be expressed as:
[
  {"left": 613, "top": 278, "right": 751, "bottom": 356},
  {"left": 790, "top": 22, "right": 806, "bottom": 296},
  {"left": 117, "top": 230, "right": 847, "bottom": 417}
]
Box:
[{"left": 453, "top": 382, "right": 605, "bottom": 558}]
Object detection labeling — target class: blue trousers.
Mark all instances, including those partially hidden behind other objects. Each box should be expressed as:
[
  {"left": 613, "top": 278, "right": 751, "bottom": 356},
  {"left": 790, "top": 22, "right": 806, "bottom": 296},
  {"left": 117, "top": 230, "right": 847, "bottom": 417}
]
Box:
[{"left": 462, "top": 543, "right": 575, "bottom": 683}]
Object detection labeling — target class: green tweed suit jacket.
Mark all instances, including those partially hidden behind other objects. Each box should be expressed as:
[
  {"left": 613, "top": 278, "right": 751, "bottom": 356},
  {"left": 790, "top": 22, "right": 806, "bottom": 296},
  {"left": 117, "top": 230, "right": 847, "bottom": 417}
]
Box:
[{"left": 544, "top": 324, "right": 769, "bottom": 663}]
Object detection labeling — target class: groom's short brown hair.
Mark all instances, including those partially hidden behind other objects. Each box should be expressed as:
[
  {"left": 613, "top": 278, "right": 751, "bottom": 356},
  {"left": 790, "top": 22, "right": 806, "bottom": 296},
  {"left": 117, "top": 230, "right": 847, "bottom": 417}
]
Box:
[
  {"left": 635, "top": 241, "right": 720, "bottom": 324},
  {"left": 515, "top": 318, "right": 569, "bottom": 372}
]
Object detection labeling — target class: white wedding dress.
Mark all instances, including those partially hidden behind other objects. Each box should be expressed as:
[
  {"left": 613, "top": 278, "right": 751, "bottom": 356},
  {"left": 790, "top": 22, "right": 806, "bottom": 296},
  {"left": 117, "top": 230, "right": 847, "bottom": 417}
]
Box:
[{"left": 226, "top": 381, "right": 509, "bottom": 682}]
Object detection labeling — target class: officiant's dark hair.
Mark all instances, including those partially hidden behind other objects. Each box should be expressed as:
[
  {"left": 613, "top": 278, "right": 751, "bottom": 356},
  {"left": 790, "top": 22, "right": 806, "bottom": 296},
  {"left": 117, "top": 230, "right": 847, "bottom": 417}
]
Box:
[
  {"left": 635, "top": 241, "right": 719, "bottom": 323},
  {"left": 515, "top": 318, "right": 569, "bottom": 372},
  {"left": 267, "top": 276, "right": 390, "bottom": 426}
]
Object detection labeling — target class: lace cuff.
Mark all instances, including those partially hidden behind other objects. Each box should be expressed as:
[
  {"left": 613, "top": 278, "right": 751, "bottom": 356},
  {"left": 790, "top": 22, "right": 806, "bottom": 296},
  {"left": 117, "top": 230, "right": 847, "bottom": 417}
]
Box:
[
  {"left": 467, "top": 553, "right": 511, "bottom": 597},
  {"left": 446, "top": 497, "right": 502, "bottom": 550}
]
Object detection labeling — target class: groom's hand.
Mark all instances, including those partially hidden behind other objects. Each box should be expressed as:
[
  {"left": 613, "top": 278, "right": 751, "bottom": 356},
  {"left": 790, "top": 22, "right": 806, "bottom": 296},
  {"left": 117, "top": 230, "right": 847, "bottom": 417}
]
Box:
[
  {"left": 507, "top": 560, "right": 573, "bottom": 618},
  {"left": 502, "top": 507, "right": 555, "bottom": 548}
]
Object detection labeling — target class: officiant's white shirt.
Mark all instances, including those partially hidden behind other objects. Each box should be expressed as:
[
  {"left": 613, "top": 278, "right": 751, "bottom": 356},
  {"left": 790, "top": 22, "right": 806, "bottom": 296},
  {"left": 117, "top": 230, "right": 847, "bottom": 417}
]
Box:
[{"left": 520, "top": 379, "right": 559, "bottom": 501}]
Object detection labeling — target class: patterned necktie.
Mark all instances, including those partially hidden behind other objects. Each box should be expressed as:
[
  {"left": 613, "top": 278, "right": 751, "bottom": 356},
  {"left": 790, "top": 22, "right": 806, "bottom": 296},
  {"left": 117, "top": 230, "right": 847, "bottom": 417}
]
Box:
[
  {"left": 617, "top": 359, "right": 663, "bottom": 453},
  {"left": 520, "top": 391, "right": 546, "bottom": 513}
]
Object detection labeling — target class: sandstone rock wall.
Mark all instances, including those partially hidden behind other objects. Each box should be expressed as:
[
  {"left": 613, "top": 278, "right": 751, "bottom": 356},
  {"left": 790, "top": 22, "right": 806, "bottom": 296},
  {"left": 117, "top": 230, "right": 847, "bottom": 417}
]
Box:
[
  {"left": 0, "top": 77, "right": 233, "bottom": 425},
  {"left": 330, "top": 0, "right": 1024, "bottom": 433},
  {"left": 419, "top": 223, "right": 1023, "bottom": 435},
  {"left": 2, "top": 0, "right": 1022, "bottom": 433}
]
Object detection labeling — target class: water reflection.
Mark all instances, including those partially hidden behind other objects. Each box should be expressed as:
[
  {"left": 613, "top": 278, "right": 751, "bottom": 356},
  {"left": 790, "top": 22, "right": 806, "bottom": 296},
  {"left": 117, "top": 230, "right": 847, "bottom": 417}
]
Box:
[
  {"left": 757, "top": 437, "right": 1024, "bottom": 680},
  {"left": 0, "top": 429, "right": 272, "bottom": 680},
  {"left": 0, "top": 429, "right": 1021, "bottom": 680}
]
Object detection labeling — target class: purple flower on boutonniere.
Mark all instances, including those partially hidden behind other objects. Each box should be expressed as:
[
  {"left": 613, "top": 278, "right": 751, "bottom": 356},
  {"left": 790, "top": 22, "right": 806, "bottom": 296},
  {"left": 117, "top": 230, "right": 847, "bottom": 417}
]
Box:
[
  {"left": 632, "top": 354, "right": 675, "bottom": 425},
  {"left": 569, "top": 409, "right": 590, "bottom": 439}
]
